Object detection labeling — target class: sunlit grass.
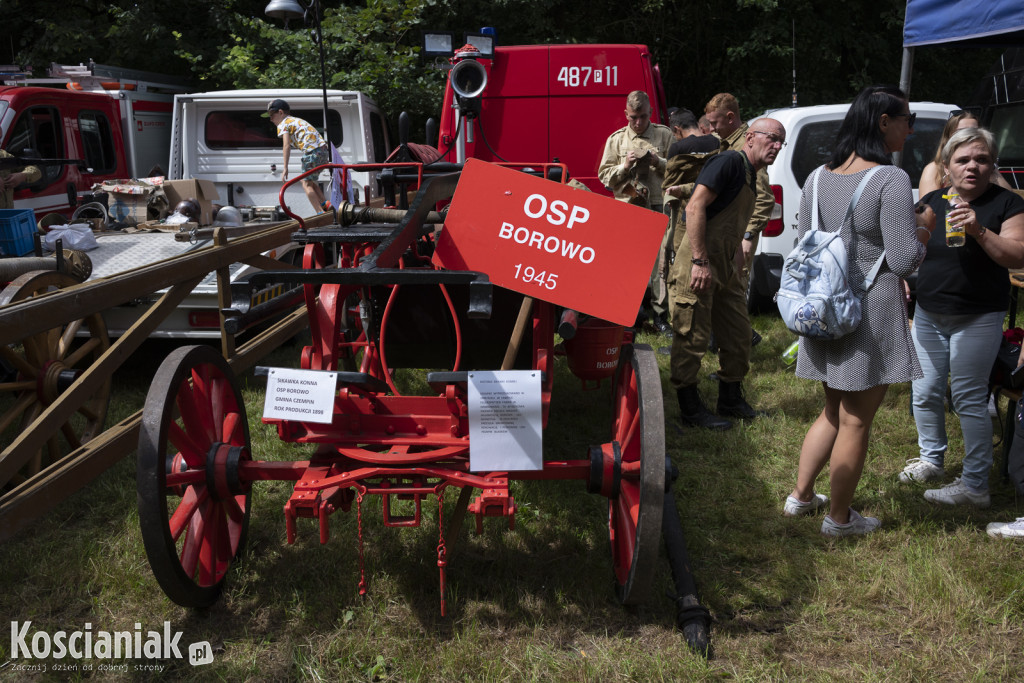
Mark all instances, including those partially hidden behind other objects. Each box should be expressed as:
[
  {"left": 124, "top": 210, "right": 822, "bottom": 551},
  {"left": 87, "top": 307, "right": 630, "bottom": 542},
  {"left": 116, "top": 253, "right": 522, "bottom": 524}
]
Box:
[{"left": 2, "top": 317, "right": 1023, "bottom": 681}]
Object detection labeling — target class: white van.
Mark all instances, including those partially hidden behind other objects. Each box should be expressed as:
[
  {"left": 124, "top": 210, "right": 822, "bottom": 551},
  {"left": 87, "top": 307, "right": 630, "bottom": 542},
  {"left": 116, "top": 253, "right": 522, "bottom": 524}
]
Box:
[
  {"left": 748, "top": 101, "right": 959, "bottom": 311},
  {"left": 168, "top": 89, "right": 390, "bottom": 217}
]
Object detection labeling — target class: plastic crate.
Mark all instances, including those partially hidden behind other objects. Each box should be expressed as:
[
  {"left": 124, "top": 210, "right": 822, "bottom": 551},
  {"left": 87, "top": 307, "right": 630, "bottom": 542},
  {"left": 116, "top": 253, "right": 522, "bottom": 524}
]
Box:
[{"left": 0, "top": 208, "right": 36, "bottom": 257}]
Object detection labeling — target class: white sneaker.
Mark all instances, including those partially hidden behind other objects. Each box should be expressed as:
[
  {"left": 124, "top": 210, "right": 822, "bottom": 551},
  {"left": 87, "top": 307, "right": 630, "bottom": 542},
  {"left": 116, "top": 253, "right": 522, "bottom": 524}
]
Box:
[
  {"left": 783, "top": 493, "right": 829, "bottom": 517},
  {"left": 987, "top": 517, "right": 1024, "bottom": 539},
  {"left": 898, "top": 458, "right": 944, "bottom": 484},
  {"left": 923, "top": 478, "right": 991, "bottom": 508},
  {"left": 821, "top": 509, "right": 881, "bottom": 537}
]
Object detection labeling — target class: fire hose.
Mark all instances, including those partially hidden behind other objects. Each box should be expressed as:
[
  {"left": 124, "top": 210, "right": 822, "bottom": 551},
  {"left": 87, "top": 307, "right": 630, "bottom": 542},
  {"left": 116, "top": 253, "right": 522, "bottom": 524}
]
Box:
[
  {"left": 662, "top": 458, "right": 712, "bottom": 656},
  {"left": 336, "top": 201, "right": 445, "bottom": 227}
]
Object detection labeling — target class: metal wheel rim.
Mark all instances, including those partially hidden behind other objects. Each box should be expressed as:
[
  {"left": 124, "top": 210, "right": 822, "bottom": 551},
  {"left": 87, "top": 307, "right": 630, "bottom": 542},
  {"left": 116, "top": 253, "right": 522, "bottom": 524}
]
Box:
[
  {"left": 137, "top": 344, "right": 251, "bottom": 608},
  {"left": 608, "top": 343, "right": 665, "bottom": 605},
  {"left": 0, "top": 271, "right": 110, "bottom": 487}
]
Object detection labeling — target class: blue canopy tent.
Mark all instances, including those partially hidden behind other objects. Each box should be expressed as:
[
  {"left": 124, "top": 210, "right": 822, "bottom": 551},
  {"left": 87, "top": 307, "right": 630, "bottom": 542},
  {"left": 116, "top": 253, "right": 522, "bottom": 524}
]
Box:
[
  {"left": 900, "top": 0, "right": 1024, "bottom": 95},
  {"left": 904, "top": 0, "right": 1024, "bottom": 48}
]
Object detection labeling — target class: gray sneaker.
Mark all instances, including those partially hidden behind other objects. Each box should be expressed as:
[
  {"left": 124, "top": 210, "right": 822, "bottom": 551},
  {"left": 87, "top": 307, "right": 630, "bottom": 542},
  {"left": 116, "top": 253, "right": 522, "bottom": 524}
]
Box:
[
  {"left": 898, "top": 458, "right": 944, "bottom": 484},
  {"left": 923, "top": 478, "right": 991, "bottom": 508},
  {"left": 783, "top": 493, "right": 829, "bottom": 517},
  {"left": 987, "top": 517, "right": 1024, "bottom": 539},
  {"left": 821, "top": 509, "right": 881, "bottom": 537}
]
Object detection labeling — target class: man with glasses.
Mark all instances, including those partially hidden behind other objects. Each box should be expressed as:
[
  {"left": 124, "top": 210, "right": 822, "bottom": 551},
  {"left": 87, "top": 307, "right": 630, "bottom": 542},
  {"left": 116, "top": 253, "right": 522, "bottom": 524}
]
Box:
[
  {"left": 704, "top": 93, "right": 777, "bottom": 298},
  {"left": 669, "top": 118, "right": 786, "bottom": 429},
  {"left": 598, "top": 90, "right": 675, "bottom": 333}
]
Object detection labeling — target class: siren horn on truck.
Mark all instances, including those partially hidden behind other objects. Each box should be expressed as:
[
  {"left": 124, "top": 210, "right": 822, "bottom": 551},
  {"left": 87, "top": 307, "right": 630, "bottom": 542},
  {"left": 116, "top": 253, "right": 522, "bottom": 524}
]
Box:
[
  {"left": 450, "top": 45, "right": 488, "bottom": 118},
  {"left": 450, "top": 57, "right": 487, "bottom": 100}
]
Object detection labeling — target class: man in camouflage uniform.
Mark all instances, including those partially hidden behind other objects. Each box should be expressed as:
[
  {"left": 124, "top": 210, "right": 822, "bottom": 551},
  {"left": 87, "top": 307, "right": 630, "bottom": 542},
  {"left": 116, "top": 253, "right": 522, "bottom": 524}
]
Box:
[
  {"left": 662, "top": 108, "right": 721, "bottom": 258},
  {"left": 0, "top": 149, "right": 41, "bottom": 210},
  {"left": 597, "top": 90, "right": 674, "bottom": 333},
  {"left": 670, "top": 118, "right": 785, "bottom": 430}
]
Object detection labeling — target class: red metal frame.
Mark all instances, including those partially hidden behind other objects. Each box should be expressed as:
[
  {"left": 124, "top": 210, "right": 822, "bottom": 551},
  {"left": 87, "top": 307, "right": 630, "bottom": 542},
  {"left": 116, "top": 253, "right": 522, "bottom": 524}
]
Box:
[{"left": 267, "top": 168, "right": 611, "bottom": 611}]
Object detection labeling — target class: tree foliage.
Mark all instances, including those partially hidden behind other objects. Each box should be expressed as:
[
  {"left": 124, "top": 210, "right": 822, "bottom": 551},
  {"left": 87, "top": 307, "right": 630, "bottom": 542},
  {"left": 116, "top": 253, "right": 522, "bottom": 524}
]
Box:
[
  {"left": 169, "top": 0, "right": 446, "bottom": 131},
  {"left": 3, "top": 0, "right": 263, "bottom": 76},
  {"left": 3, "top": 0, "right": 1004, "bottom": 135}
]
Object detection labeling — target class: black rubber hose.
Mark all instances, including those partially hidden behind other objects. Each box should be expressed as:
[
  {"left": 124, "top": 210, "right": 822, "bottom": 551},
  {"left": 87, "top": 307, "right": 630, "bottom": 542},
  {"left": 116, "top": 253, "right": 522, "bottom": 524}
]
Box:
[{"left": 662, "top": 459, "right": 712, "bottom": 656}]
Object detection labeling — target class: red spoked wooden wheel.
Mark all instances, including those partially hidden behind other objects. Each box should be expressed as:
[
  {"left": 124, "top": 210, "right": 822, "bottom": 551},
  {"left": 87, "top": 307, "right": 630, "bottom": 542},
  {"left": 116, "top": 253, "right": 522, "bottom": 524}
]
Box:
[
  {"left": 137, "top": 345, "right": 251, "bottom": 608},
  {"left": 608, "top": 343, "right": 665, "bottom": 605}
]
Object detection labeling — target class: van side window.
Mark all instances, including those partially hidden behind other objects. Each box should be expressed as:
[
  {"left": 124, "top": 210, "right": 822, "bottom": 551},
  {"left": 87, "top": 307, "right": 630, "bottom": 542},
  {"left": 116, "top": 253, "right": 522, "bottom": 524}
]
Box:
[
  {"left": 205, "top": 110, "right": 343, "bottom": 149},
  {"left": 370, "top": 112, "right": 387, "bottom": 162},
  {"left": 8, "top": 106, "right": 64, "bottom": 186},
  {"left": 789, "top": 116, "right": 945, "bottom": 190},
  {"left": 790, "top": 121, "right": 842, "bottom": 188},
  {"left": 79, "top": 110, "right": 117, "bottom": 174}
]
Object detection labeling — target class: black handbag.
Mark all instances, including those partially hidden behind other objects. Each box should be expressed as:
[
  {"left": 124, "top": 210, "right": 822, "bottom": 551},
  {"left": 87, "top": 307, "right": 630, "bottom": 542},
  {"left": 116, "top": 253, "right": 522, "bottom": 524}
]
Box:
[
  {"left": 990, "top": 338, "right": 1023, "bottom": 390},
  {"left": 1009, "top": 398, "right": 1024, "bottom": 495}
]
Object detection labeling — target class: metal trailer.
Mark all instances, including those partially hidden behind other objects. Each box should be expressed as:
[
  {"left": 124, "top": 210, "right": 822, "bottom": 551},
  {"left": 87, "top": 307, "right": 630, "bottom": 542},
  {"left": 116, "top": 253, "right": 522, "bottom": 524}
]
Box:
[{"left": 82, "top": 228, "right": 306, "bottom": 339}]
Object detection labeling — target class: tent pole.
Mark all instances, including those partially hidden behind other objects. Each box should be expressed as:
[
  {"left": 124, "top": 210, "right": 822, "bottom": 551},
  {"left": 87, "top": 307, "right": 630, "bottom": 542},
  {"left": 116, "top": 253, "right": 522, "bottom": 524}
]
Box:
[
  {"left": 895, "top": 46, "right": 915, "bottom": 168},
  {"left": 899, "top": 46, "right": 915, "bottom": 98}
]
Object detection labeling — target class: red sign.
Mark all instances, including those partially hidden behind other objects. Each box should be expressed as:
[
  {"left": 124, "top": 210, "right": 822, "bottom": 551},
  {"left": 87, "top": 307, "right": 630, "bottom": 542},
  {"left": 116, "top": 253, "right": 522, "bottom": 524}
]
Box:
[{"left": 433, "top": 159, "right": 667, "bottom": 326}]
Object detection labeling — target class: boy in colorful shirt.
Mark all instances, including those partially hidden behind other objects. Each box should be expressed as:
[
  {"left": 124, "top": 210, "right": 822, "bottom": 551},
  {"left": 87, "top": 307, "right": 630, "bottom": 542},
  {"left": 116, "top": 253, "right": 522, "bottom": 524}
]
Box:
[{"left": 266, "top": 98, "right": 329, "bottom": 213}]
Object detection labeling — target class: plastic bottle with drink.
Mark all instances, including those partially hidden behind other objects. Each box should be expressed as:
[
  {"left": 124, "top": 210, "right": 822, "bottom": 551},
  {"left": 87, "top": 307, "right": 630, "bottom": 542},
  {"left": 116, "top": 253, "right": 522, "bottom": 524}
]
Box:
[
  {"left": 943, "top": 192, "right": 965, "bottom": 247},
  {"left": 782, "top": 340, "right": 799, "bottom": 365}
]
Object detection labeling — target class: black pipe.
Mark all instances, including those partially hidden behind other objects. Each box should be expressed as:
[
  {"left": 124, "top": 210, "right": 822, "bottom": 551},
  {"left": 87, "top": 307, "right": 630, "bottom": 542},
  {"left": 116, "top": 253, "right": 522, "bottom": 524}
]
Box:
[{"left": 662, "top": 459, "right": 711, "bottom": 656}]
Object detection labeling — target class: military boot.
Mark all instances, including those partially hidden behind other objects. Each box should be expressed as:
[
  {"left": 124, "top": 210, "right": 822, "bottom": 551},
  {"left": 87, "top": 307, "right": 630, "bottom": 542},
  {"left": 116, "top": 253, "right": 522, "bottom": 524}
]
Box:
[
  {"left": 717, "top": 380, "right": 766, "bottom": 420},
  {"left": 678, "top": 386, "right": 733, "bottom": 431}
]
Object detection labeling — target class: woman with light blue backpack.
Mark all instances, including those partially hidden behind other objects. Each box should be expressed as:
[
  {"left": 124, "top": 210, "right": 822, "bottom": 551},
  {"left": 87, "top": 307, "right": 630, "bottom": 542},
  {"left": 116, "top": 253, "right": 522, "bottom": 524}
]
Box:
[{"left": 782, "top": 85, "right": 936, "bottom": 537}]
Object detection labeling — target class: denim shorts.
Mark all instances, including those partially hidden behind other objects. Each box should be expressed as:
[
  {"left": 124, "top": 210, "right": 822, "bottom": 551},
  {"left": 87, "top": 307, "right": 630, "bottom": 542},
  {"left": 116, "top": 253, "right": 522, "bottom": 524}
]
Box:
[{"left": 300, "top": 145, "right": 329, "bottom": 172}]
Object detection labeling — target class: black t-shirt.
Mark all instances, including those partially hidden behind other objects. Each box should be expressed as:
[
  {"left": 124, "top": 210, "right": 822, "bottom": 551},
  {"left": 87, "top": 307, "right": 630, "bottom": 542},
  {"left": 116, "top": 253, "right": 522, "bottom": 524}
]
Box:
[
  {"left": 693, "top": 150, "right": 754, "bottom": 221},
  {"left": 667, "top": 133, "right": 719, "bottom": 159},
  {"left": 916, "top": 184, "right": 1024, "bottom": 315}
]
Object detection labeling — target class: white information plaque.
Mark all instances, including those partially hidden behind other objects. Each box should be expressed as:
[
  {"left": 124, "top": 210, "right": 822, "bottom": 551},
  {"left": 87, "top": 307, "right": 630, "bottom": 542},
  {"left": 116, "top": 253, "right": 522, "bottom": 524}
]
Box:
[
  {"left": 468, "top": 370, "right": 543, "bottom": 472},
  {"left": 262, "top": 367, "right": 337, "bottom": 424}
]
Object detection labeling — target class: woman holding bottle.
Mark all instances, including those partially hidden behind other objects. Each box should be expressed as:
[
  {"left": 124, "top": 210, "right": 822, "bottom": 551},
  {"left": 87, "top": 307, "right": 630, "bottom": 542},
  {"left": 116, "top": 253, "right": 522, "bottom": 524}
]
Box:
[
  {"left": 899, "top": 127, "right": 1024, "bottom": 507},
  {"left": 919, "top": 111, "right": 1011, "bottom": 196}
]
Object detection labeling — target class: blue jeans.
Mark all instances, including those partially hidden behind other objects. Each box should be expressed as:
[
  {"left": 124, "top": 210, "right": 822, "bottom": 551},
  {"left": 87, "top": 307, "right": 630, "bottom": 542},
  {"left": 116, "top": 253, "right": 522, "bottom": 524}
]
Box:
[{"left": 911, "top": 307, "right": 1004, "bottom": 491}]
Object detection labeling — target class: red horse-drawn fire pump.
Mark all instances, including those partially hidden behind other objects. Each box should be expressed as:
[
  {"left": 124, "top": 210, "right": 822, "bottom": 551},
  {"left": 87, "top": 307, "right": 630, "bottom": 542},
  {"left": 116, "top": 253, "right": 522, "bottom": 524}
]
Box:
[{"left": 133, "top": 117, "right": 714, "bottom": 658}]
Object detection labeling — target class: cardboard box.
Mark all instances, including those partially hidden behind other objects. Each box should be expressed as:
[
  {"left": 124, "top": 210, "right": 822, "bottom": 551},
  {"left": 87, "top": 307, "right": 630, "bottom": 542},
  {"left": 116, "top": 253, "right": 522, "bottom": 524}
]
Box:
[
  {"left": 162, "top": 179, "right": 220, "bottom": 225},
  {"left": 101, "top": 178, "right": 163, "bottom": 224}
]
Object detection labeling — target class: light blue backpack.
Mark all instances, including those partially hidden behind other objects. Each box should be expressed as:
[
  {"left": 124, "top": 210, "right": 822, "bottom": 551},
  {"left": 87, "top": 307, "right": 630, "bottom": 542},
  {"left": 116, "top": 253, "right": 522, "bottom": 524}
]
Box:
[{"left": 775, "top": 166, "right": 886, "bottom": 340}]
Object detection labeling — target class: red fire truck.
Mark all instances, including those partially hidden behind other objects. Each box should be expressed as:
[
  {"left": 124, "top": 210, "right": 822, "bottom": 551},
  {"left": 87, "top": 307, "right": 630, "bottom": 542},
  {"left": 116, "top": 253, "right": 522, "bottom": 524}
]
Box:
[
  {"left": 0, "top": 62, "right": 189, "bottom": 217},
  {"left": 433, "top": 41, "right": 669, "bottom": 194}
]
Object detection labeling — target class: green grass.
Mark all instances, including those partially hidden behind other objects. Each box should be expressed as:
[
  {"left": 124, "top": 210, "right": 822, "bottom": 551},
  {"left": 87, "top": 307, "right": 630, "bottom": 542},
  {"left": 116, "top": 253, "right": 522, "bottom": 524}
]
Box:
[{"left": 2, "top": 318, "right": 1024, "bottom": 681}]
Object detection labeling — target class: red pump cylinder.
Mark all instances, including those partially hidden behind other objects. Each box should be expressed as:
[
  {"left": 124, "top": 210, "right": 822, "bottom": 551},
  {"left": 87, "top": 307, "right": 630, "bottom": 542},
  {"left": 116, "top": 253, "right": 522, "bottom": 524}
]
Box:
[{"left": 563, "top": 318, "right": 623, "bottom": 388}]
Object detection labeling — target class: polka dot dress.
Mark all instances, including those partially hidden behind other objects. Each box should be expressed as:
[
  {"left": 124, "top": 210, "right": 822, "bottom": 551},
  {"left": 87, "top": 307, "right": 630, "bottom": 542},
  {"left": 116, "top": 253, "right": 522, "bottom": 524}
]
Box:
[{"left": 795, "top": 165, "right": 926, "bottom": 391}]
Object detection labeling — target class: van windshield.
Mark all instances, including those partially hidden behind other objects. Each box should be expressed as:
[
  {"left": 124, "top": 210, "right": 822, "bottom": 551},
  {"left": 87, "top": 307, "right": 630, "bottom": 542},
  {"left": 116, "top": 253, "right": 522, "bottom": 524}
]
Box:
[
  {"left": 205, "top": 109, "right": 342, "bottom": 149},
  {"left": 7, "top": 106, "right": 64, "bottom": 186},
  {"left": 789, "top": 115, "right": 946, "bottom": 189}
]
